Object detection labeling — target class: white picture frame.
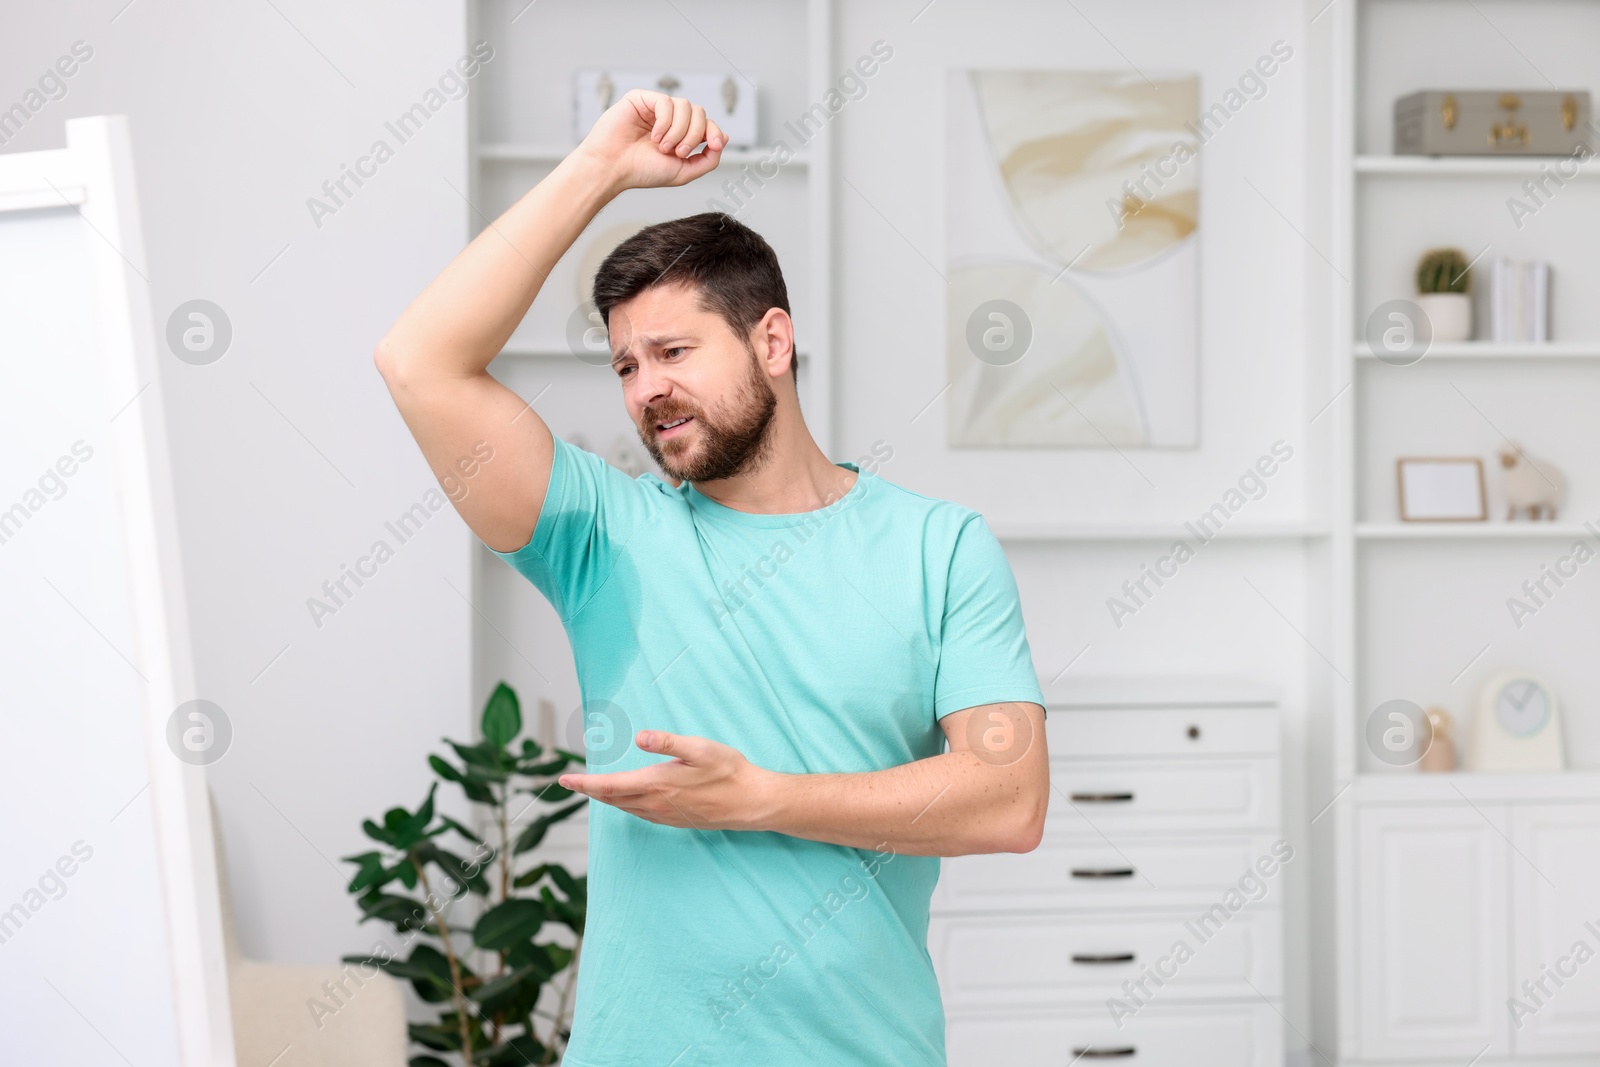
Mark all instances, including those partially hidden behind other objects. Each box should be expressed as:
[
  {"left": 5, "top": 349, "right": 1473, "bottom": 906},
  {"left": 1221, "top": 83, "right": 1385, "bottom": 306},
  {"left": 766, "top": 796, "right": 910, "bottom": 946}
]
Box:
[{"left": 1396, "top": 457, "right": 1488, "bottom": 522}]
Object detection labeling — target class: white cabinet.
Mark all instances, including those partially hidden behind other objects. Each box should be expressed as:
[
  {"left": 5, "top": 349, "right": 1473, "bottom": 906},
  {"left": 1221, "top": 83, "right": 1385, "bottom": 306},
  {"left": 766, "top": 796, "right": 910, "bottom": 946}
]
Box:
[
  {"left": 1354, "top": 798, "right": 1600, "bottom": 1062},
  {"left": 1355, "top": 804, "right": 1511, "bottom": 1060},
  {"left": 933, "top": 686, "right": 1285, "bottom": 1067},
  {"left": 1510, "top": 804, "right": 1600, "bottom": 1056}
]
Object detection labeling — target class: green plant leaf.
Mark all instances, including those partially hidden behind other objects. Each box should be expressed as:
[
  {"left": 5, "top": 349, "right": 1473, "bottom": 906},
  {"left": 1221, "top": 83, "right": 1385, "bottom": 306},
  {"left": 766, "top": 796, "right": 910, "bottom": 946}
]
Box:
[
  {"left": 511, "top": 799, "right": 586, "bottom": 856},
  {"left": 481, "top": 682, "right": 521, "bottom": 748},
  {"left": 407, "top": 1021, "right": 462, "bottom": 1052},
  {"left": 395, "top": 858, "right": 418, "bottom": 891},
  {"left": 438, "top": 814, "right": 483, "bottom": 844},
  {"left": 355, "top": 889, "right": 431, "bottom": 933},
  {"left": 548, "top": 866, "right": 586, "bottom": 904},
  {"left": 466, "top": 963, "right": 537, "bottom": 1006},
  {"left": 516, "top": 756, "right": 570, "bottom": 776},
  {"left": 511, "top": 863, "right": 549, "bottom": 889},
  {"left": 403, "top": 782, "right": 438, "bottom": 842},
  {"left": 473, "top": 898, "right": 548, "bottom": 950},
  {"left": 474, "top": 1034, "right": 547, "bottom": 1067},
  {"left": 409, "top": 1056, "right": 451, "bottom": 1067},
  {"left": 540, "top": 883, "right": 586, "bottom": 931},
  {"left": 448, "top": 740, "right": 513, "bottom": 782},
  {"left": 341, "top": 945, "right": 461, "bottom": 1004},
  {"left": 519, "top": 737, "right": 546, "bottom": 758},
  {"left": 416, "top": 842, "right": 491, "bottom": 897},
  {"left": 428, "top": 754, "right": 466, "bottom": 782},
  {"left": 504, "top": 939, "right": 550, "bottom": 975},
  {"left": 343, "top": 851, "right": 387, "bottom": 893},
  {"left": 516, "top": 782, "right": 577, "bottom": 803}
]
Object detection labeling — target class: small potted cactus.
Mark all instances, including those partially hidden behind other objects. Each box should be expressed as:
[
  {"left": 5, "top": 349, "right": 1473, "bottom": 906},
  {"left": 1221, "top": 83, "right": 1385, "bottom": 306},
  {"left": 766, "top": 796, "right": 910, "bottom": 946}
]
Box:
[{"left": 1414, "top": 247, "right": 1473, "bottom": 342}]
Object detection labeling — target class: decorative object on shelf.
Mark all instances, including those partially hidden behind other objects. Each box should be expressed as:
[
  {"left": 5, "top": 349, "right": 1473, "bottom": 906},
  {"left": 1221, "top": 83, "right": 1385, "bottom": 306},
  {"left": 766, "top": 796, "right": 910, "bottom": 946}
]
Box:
[
  {"left": 573, "top": 69, "right": 758, "bottom": 147},
  {"left": 945, "top": 68, "right": 1202, "bottom": 448},
  {"left": 1477, "top": 256, "right": 1551, "bottom": 343},
  {"left": 575, "top": 222, "right": 649, "bottom": 310},
  {"left": 1499, "top": 441, "right": 1566, "bottom": 520},
  {"left": 1414, "top": 247, "right": 1472, "bottom": 343},
  {"left": 1394, "top": 89, "right": 1592, "bottom": 156},
  {"left": 1468, "top": 668, "right": 1565, "bottom": 771},
  {"left": 1396, "top": 457, "right": 1487, "bottom": 522},
  {"left": 1417, "top": 707, "right": 1457, "bottom": 772}
]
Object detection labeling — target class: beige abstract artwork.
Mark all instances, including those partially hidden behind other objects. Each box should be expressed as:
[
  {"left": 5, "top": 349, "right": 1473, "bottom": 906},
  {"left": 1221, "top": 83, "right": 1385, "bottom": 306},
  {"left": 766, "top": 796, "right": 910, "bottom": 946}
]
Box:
[{"left": 947, "top": 69, "right": 1200, "bottom": 448}]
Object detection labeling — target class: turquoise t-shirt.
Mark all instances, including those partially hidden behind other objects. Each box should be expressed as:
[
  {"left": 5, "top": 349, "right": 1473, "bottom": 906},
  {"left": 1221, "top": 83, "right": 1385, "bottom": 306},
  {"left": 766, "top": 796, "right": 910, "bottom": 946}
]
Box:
[{"left": 488, "top": 434, "right": 1045, "bottom": 1067}]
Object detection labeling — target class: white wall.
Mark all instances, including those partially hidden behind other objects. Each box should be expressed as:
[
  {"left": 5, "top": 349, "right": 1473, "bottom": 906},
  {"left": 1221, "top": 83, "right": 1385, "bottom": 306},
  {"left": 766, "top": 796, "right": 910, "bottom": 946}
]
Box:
[{"left": 1, "top": 0, "right": 476, "bottom": 981}]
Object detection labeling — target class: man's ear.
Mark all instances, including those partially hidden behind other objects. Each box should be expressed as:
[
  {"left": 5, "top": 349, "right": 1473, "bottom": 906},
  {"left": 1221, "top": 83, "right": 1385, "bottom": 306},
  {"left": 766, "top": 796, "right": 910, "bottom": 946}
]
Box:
[{"left": 749, "top": 307, "right": 795, "bottom": 379}]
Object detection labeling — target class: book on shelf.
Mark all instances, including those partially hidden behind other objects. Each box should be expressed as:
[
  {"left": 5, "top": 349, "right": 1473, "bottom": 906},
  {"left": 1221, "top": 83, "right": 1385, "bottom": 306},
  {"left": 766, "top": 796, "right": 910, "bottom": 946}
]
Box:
[{"left": 1475, "top": 256, "right": 1551, "bottom": 343}]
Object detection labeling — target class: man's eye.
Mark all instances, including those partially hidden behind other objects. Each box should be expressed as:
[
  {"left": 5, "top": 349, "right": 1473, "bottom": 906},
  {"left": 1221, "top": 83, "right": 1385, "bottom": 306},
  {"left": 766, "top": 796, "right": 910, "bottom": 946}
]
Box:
[{"left": 665, "top": 346, "right": 688, "bottom": 357}]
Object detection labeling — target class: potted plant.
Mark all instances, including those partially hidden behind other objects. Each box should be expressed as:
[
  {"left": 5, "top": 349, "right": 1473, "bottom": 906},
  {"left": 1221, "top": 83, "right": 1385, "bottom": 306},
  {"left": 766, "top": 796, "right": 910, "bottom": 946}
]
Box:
[
  {"left": 1415, "top": 247, "right": 1473, "bottom": 343},
  {"left": 341, "top": 682, "right": 588, "bottom": 1066}
]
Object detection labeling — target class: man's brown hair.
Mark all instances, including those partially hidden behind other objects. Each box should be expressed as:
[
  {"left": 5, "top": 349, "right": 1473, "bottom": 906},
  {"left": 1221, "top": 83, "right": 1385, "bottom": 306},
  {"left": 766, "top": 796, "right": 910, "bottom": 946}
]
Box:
[{"left": 592, "top": 211, "right": 796, "bottom": 385}]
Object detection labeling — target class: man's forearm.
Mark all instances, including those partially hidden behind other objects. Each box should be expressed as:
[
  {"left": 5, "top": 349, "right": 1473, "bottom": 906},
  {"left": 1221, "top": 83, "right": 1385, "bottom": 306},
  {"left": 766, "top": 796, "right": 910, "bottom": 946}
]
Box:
[
  {"left": 375, "top": 149, "right": 618, "bottom": 380},
  {"left": 752, "top": 751, "right": 1044, "bottom": 858}
]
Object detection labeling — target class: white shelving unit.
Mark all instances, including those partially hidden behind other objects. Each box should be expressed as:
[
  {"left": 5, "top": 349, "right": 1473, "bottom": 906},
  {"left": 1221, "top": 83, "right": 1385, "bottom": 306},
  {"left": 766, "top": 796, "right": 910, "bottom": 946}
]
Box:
[{"left": 1328, "top": 2, "right": 1600, "bottom": 1062}]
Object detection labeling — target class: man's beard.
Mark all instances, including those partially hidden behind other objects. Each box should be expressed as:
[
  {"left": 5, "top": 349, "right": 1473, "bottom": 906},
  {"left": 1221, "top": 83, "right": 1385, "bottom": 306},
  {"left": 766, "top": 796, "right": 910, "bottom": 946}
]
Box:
[{"left": 639, "top": 347, "right": 777, "bottom": 484}]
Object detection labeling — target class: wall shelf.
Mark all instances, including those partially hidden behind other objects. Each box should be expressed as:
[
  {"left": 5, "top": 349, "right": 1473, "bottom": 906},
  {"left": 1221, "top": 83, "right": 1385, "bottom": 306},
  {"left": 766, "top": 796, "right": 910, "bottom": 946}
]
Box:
[
  {"left": 1354, "top": 155, "right": 1598, "bottom": 177},
  {"left": 1354, "top": 522, "right": 1596, "bottom": 540},
  {"left": 1354, "top": 342, "right": 1600, "bottom": 360},
  {"left": 991, "top": 521, "right": 1330, "bottom": 543}
]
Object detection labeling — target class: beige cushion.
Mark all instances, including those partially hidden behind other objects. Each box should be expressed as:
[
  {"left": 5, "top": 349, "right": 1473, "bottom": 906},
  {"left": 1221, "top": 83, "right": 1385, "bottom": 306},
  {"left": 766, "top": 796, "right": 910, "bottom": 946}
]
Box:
[{"left": 210, "top": 788, "right": 409, "bottom": 1067}]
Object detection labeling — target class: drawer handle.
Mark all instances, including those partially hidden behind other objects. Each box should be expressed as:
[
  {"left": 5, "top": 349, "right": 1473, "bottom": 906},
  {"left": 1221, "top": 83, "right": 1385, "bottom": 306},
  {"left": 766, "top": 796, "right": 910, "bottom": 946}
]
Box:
[
  {"left": 1071, "top": 868, "right": 1135, "bottom": 879},
  {"left": 1071, "top": 953, "right": 1135, "bottom": 964},
  {"left": 1069, "top": 792, "right": 1135, "bottom": 803},
  {"left": 1072, "top": 1047, "right": 1137, "bottom": 1059}
]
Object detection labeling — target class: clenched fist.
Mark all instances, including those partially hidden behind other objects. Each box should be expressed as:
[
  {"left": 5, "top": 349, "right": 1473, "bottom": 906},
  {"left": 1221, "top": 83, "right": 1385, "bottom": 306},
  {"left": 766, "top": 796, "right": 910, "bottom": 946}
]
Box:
[{"left": 575, "top": 88, "right": 727, "bottom": 193}]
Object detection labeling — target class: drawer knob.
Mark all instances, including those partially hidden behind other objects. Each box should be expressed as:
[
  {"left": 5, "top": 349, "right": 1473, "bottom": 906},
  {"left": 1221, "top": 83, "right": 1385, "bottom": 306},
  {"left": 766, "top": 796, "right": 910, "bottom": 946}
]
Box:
[
  {"left": 1187, "top": 724, "right": 1201, "bottom": 740},
  {"left": 1071, "top": 953, "right": 1136, "bottom": 964},
  {"left": 1069, "top": 792, "right": 1135, "bottom": 803},
  {"left": 1072, "top": 1047, "right": 1137, "bottom": 1058},
  {"left": 1070, "top": 868, "right": 1135, "bottom": 879}
]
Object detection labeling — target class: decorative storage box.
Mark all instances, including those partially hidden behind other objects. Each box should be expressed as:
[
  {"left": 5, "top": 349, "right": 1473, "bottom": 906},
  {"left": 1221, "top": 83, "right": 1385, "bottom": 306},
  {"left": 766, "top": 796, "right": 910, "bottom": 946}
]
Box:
[
  {"left": 573, "top": 69, "right": 759, "bottom": 147},
  {"left": 1394, "top": 89, "right": 1592, "bottom": 156}
]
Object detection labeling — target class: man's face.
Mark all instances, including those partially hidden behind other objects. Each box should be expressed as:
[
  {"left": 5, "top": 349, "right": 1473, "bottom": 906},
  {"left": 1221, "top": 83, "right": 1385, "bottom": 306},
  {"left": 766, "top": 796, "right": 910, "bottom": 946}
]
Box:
[{"left": 608, "top": 281, "right": 779, "bottom": 483}]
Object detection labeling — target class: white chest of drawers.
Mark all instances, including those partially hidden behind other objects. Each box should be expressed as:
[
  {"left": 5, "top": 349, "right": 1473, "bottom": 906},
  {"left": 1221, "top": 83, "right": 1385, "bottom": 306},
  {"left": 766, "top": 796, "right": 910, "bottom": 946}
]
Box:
[{"left": 932, "top": 679, "right": 1286, "bottom": 1066}]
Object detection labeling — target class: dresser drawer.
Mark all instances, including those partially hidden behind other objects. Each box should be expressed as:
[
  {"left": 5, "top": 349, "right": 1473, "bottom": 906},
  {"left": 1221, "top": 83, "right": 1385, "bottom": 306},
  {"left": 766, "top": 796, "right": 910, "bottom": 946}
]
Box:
[
  {"left": 1046, "top": 706, "right": 1278, "bottom": 758},
  {"left": 945, "top": 1002, "right": 1283, "bottom": 1067},
  {"left": 1048, "top": 759, "right": 1279, "bottom": 832},
  {"left": 933, "top": 833, "right": 1291, "bottom": 913},
  {"left": 930, "top": 910, "right": 1282, "bottom": 1008}
]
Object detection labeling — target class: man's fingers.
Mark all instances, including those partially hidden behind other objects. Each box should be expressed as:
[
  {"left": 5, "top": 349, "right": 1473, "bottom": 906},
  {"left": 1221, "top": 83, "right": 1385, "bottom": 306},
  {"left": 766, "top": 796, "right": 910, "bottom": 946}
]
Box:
[
  {"left": 639, "top": 729, "right": 704, "bottom": 760},
  {"left": 662, "top": 96, "right": 692, "bottom": 152},
  {"left": 679, "top": 105, "right": 707, "bottom": 158},
  {"left": 649, "top": 91, "right": 672, "bottom": 143},
  {"left": 561, "top": 769, "right": 656, "bottom": 799}
]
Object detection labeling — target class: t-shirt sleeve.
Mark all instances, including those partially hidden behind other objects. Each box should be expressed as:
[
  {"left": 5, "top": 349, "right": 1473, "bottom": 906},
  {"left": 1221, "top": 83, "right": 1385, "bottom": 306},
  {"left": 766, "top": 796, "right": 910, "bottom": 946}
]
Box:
[
  {"left": 485, "top": 434, "right": 652, "bottom": 620},
  {"left": 933, "top": 513, "right": 1047, "bottom": 721}
]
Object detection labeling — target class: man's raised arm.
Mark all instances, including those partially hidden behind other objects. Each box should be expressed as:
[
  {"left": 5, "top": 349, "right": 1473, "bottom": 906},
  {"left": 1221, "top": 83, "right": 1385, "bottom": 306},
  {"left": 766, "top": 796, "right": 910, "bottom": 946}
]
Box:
[{"left": 372, "top": 90, "right": 725, "bottom": 552}]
